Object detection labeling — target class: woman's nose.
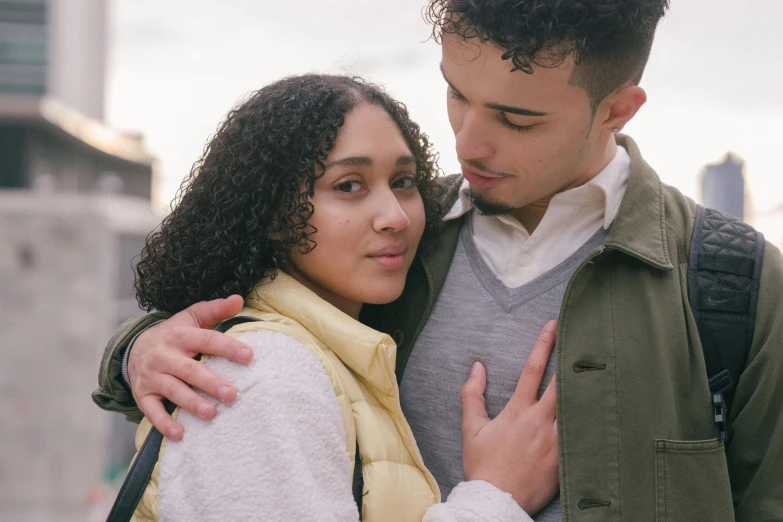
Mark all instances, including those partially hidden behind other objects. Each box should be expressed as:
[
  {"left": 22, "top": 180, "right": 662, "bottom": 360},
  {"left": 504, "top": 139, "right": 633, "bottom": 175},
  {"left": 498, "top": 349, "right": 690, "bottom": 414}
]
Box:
[{"left": 373, "top": 190, "right": 410, "bottom": 232}]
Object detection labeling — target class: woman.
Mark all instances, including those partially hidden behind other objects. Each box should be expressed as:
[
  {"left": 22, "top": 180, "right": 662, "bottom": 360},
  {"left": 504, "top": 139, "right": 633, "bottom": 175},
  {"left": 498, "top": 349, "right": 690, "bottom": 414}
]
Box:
[{"left": 128, "top": 74, "right": 547, "bottom": 521}]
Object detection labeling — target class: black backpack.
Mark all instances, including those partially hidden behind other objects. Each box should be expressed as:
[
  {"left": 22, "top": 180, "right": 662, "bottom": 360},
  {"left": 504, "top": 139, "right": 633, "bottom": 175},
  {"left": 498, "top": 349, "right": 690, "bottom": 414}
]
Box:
[
  {"left": 687, "top": 205, "right": 765, "bottom": 443},
  {"left": 108, "top": 205, "right": 764, "bottom": 520}
]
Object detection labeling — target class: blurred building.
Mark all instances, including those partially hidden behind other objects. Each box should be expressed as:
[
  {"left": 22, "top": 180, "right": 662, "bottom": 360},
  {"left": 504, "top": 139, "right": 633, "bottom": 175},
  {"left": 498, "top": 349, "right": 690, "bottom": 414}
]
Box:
[
  {"left": 0, "top": 1, "right": 159, "bottom": 520},
  {"left": 1, "top": 0, "right": 106, "bottom": 118},
  {"left": 699, "top": 153, "right": 747, "bottom": 221}
]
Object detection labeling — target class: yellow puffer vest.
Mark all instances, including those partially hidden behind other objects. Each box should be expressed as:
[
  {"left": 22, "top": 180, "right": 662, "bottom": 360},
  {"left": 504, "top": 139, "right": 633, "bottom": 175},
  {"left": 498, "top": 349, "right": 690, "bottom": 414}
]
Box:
[{"left": 130, "top": 273, "right": 440, "bottom": 521}]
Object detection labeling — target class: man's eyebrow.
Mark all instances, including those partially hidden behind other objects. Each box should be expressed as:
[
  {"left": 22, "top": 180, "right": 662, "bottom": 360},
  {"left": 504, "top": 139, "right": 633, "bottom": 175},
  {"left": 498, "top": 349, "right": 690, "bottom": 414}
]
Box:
[
  {"left": 484, "top": 103, "right": 549, "bottom": 117},
  {"left": 439, "top": 63, "right": 550, "bottom": 118},
  {"left": 439, "top": 64, "right": 460, "bottom": 94}
]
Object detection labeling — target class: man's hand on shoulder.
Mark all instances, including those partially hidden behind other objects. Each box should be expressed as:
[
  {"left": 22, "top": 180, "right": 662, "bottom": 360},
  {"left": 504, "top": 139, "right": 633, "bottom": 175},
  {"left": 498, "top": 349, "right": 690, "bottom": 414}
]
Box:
[{"left": 129, "top": 295, "right": 253, "bottom": 440}]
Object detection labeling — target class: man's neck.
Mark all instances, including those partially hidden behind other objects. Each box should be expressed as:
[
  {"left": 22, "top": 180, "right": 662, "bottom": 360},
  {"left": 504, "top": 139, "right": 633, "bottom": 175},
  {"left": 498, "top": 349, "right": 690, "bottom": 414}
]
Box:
[{"left": 510, "top": 137, "right": 618, "bottom": 234}]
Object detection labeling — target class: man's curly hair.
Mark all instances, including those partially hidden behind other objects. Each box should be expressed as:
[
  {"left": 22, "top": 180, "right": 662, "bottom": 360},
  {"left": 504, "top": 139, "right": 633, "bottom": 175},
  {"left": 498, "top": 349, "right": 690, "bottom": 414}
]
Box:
[
  {"left": 134, "top": 74, "right": 442, "bottom": 313},
  {"left": 426, "top": 0, "right": 670, "bottom": 109}
]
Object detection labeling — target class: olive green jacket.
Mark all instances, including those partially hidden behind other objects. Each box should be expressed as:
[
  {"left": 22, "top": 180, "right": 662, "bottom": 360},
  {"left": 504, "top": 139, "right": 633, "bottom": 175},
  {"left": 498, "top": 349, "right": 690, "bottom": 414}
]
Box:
[{"left": 94, "top": 136, "right": 783, "bottom": 521}]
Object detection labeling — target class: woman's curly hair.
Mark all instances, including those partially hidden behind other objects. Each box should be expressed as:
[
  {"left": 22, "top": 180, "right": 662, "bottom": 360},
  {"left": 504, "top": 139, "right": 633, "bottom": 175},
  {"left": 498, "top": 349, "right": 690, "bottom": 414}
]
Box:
[
  {"left": 426, "top": 0, "right": 670, "bottom": 108},
  {"left": 134, "top": 74, "right": 442, "bottom": 313}
]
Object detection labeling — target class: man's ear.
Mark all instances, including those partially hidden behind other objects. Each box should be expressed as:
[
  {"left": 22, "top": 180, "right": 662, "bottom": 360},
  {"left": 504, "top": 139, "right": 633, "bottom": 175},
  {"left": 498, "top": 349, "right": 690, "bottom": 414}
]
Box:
[{"left": 599, "top": 85, "right": 647, "bottom": 133}]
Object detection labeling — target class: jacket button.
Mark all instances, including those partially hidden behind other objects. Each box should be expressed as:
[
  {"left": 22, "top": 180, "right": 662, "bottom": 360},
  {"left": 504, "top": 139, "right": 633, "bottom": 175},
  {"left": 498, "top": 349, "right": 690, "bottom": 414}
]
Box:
[{"left": 392, "top": 330, "right": 405, "bottom": 347}]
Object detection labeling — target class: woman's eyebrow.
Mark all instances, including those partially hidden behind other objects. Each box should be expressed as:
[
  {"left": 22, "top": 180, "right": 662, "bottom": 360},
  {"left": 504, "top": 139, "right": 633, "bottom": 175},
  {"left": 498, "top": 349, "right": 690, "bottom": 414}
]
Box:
[
  {"left": 324, "top": 156, "right": 372, "bottom": 170},
  {"left": 324, "top": 155, "right": 416, "bottom": 170},
  {"left": 397, "top": 155, "right": 416, "bottom": 167}
]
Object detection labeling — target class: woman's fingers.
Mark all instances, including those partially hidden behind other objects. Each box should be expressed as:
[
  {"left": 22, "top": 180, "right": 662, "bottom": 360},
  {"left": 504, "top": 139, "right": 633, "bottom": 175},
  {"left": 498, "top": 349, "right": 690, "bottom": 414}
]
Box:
[
  {"left": 510, "top": 320, "right": 557, "bottom": 408},
  {"left": 460, "top": 362, "right": 490, "bottom": 440},
  {"left": 539, "top": 374, "right": 557, "bottom": 421}
]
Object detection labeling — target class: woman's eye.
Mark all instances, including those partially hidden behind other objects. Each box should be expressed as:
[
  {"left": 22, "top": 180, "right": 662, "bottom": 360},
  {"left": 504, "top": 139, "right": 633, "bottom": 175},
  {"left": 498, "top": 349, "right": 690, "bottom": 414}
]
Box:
[
  {"left": 335, "top": 180, "right": 363, "bottom": 193},
  {"left": 393, "top": 176, "right": 416, "bottom": 190}
]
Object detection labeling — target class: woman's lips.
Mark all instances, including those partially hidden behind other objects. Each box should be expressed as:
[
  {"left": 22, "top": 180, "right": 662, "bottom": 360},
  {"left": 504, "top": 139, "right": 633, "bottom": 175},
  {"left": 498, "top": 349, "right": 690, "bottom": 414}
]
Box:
[
  {"left": 461, "top": 166, "right": 503, "bottom": 189},
  {"left": 369, "top": 254, "right": 406, "bottom": 269}
]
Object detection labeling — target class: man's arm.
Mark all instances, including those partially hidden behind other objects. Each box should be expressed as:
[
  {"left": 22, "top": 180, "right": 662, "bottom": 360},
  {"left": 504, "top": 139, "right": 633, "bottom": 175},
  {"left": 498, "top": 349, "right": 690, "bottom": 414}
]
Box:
[
  {"left": 728, "top": 242, "right": 783, "bottom": 520},
  {"left": 92, "top": 311, "right": 171, "bottom": 422},
  {"left": 91, "top": 296, "right": 254, "bottom": 439}
]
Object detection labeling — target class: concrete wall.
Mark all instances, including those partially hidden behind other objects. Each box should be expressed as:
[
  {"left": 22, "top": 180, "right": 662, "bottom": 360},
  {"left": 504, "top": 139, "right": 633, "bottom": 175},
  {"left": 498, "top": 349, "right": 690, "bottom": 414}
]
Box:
[{"left": 0, "top": 191, "right": 159, "bottom": 522}]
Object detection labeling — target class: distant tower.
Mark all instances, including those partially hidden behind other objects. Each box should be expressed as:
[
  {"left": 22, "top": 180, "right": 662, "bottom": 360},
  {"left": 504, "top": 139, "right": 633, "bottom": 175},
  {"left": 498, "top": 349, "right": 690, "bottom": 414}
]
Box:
[{"left": 700, "top": 153, "right": 746, "bottom": 220}]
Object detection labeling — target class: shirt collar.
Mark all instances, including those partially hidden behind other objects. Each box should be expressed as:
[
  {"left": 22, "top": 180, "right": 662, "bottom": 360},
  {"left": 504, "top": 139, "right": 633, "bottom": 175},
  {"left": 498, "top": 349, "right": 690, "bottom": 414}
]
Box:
[{"left": 442, "top": 146, "right": 631, "bottom": 231}]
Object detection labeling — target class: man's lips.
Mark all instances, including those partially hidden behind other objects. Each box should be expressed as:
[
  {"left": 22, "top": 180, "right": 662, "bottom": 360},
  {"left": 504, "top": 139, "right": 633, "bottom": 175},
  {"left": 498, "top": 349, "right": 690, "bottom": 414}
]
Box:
[{"left": 461, "top": 166, "right": 504, "bottom": 189}]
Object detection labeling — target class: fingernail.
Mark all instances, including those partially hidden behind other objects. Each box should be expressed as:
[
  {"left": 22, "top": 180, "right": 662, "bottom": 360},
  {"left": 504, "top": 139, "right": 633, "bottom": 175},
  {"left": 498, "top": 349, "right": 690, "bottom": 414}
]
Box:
[
  {"left": 238, "top": 347, "right": 252, "bottom": 361},
  {"left": 197, "top": 403, "right": 211, "bottom": 419},
  {"left": 471, "top": 362, "right": 480, "bottom": 377},
  {"left": 168, "top": 426, "right": 182, "bottom": 439},
  {"left": 217, "top": 385, "right": 232, "bottom": 402},
  {"left": 546, "top": 320, "right": 557, "bottom": 333}
]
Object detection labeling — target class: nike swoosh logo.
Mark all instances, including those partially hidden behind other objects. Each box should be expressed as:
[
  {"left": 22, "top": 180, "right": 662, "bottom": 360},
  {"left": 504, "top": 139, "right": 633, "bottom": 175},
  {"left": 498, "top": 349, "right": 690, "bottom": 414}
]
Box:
[{"left": 705, "top": 296, "right": 738, "bottom": 306}]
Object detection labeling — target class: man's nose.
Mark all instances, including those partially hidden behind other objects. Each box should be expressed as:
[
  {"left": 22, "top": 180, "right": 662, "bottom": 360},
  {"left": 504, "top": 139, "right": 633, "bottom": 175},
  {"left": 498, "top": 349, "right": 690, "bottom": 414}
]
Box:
[{"left": 455, "top": 110, "right": 494, "bottom": 161}]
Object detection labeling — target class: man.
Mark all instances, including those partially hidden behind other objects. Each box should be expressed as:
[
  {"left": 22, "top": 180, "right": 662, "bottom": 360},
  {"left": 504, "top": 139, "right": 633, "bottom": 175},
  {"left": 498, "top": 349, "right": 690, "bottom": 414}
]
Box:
[{"left": 94, "top": 1, "right": 783, "bottom": 520}]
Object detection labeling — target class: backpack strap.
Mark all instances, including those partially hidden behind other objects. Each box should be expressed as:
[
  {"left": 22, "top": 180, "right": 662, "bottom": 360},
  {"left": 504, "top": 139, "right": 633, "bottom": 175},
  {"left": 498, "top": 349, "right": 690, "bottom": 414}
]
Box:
[
  {"left": 107, "top": 316, "right": 262, "bottom": 522},
  {"left": 687, "top": 205, "right": 764, "bottom": 442}
]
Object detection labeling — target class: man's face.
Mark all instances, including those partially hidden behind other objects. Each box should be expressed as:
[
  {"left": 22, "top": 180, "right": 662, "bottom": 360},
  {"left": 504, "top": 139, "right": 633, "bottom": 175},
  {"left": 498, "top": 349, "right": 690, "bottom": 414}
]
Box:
[{"left": 442, "top": 34, "right": 611, "bottom": 215}]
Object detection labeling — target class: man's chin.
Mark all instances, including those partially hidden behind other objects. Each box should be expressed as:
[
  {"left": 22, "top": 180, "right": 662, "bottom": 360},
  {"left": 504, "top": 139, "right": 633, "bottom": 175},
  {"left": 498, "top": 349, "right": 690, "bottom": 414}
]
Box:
[{"left": 468, "top": 188, "right": 514, "bottom": 217}]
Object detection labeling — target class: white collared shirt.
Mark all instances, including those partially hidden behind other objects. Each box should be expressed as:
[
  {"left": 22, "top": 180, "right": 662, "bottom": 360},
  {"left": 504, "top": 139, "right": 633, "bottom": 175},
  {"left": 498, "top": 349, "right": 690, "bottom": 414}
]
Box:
[{"left": 443, "top": 146, "right": 631, "bottom": 288}]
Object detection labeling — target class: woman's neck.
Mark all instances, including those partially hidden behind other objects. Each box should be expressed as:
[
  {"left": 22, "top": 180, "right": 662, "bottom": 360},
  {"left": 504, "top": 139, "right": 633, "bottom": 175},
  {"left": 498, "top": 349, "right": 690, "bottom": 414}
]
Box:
[{"left": 282, "top": 267, "right": 363, "bottom": 320}]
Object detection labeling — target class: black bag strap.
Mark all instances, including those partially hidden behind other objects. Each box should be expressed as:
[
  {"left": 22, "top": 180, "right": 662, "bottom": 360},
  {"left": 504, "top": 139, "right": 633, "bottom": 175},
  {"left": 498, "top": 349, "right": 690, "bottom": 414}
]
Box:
[
  {"left": 352, "top": 440, "right": 365, "bottom": 520},
  {"left": 687, "top": 205, "right": 764, "bottom": 442},
  {"left": 106, "top": 316, "right": 262, "bottom": 522}
]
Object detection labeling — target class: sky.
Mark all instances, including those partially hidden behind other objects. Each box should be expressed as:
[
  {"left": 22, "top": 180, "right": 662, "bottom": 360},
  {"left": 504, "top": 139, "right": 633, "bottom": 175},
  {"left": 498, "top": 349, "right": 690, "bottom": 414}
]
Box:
[{"left": 105, "top": 0, "right": 783, "bottom": 241}]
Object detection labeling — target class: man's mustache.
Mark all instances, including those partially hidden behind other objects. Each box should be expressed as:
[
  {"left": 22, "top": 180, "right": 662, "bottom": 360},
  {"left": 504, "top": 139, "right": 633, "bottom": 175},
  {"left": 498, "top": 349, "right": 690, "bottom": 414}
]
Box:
[{"left": 463, "top": 159, "right": 512, "bottom": 178}]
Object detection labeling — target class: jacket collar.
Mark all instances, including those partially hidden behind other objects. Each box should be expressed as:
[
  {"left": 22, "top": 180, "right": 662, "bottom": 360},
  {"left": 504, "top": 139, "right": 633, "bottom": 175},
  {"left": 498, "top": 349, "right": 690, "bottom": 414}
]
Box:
[
  {"left": 605, "top": 134, "right": 673, "bottom": 270},
  {"left": 245, "top": 272, "right": 397, "bottom": 396}
]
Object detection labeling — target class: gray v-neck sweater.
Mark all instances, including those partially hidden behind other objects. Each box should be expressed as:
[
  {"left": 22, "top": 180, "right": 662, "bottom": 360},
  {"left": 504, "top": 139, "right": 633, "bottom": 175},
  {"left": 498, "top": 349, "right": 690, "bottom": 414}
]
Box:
[{"left": 400, "top": 216, "right": 608, "bottom": 521}]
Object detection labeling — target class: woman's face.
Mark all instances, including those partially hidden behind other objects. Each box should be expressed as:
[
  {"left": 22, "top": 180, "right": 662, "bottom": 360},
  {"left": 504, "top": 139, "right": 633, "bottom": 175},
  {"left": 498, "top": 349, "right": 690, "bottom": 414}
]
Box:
[{"left": 287, "top": 102, "right": 427, "bottom": 319}]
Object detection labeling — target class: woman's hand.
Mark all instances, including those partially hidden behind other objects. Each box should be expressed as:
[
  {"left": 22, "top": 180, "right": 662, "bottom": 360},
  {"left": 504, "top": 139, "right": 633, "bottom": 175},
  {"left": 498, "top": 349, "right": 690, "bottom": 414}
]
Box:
[
  {"left": 460, "top": 320, "right": 560, "bottom": 515},
  {"left": 128, "top": 295, "right": 253, "bottom": 439}
]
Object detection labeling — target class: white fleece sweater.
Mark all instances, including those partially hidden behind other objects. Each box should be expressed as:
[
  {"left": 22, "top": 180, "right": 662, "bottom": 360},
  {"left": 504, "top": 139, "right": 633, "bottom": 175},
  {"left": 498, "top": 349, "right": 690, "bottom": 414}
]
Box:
[{"left": 158, "top": 330, "right": 532, "bottom": 522}]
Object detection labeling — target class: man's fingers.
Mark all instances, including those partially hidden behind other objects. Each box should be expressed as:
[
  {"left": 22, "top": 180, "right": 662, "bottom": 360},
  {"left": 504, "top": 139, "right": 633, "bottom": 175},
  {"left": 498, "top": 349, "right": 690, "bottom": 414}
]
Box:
[
  {"left": 139, "top": 395, "right": 184, "bottom": 441},
  {"left": 179, "top": 327, "right": 253, "bottom": 365},
  {"left": 156, "top": 373, "right": 218, "bottom": 421},
  {"left": 538, "top": 374, "right": 557, "bottom": 420},
  {"left": 512, "top": 320, "right": 557, "bottom": 407},
  {"left": 461, "top": 362, "right": 490, "bottom": 439},
  {"left": 165, "top": 354, "right": 238, "bottom": 404},
  {"left": 184, "top": 295, "right": 245, "bottom": 329}
]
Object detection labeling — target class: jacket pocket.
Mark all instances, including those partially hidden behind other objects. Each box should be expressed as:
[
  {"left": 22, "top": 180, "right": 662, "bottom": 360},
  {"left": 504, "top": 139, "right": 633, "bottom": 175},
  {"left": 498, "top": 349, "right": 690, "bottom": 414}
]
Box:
[{"left": 655, "top": 439, "right": 734, "bottom": 522}]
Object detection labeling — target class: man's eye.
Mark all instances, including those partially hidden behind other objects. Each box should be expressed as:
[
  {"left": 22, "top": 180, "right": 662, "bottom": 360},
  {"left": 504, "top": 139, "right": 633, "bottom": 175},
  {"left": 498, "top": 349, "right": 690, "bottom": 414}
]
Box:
[
  {"left": 449, "top": 88, "right": 467, "bottom": 102},
  {"left": 501, "top": 116, "right": 537, "bottom": 133},
  {"left": 393, "top": 176, "right": 416, "bottom": 190},
  {"left": 335, "top": 180, "right": 362, "bottom": 193}
]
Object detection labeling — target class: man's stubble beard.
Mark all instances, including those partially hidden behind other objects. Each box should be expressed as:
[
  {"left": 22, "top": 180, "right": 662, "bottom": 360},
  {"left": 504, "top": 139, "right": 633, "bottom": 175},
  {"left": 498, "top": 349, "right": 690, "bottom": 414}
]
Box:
[{"left": 467, "top": 187, "right": 515, "bottom": 216}]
